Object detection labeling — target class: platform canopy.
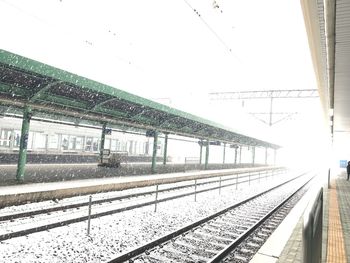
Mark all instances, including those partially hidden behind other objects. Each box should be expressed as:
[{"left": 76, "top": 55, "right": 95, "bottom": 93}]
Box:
[{"left": 0, "top": 49, "right": 279, "bottom": 149}]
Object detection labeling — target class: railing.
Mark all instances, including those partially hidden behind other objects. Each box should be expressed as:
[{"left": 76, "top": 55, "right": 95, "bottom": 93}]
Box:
[{"left": 302, "top": 186, "right": 323, "bottom": 263}]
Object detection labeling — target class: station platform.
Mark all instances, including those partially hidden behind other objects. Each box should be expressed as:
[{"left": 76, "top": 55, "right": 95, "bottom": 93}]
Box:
[
  {"left": 0, "top": 162, "right": 256, "bottom": 186},
  {"left": 251, "top": 170, "right": 350, "bottom": 263},
  {"left": 0, "top": 166, "right": 274, "bottom": 207}
]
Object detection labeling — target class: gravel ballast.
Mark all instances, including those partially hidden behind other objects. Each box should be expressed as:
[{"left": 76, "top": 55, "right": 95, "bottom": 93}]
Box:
[{"left": 0, "top": 172, "right": 298, "bottom": 263}]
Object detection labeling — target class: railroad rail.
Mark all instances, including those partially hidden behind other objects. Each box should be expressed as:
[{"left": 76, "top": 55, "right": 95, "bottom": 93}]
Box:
[
  {"left": 108, "top": 172, "right": 313, "bottom": 262},
  {"left": 0, "top": 169, "right": 287, "bottom": 241},
  {"left": 0, "top": 168, "right": 284, "bottom": 221}
]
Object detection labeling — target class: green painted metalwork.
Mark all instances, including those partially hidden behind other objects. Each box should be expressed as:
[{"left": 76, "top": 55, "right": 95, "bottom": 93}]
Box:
[
  {"left": 16, "top": 106, "right": 31, "bottom": 182},
  {"left": 0, "top": 49, "right": 280, "bottom": 150},
  {"left": 37, "top": 94, "right": 89, "bottom": 109},
  {"left": 0, "top": 83, "right": 31, "bottom": 97},
  {"left": 93, "top": 107, "right": 129, "bottom": 118},
  {"left": 205, "top": 140, "right": 209, "bottom": 170},
  {"left": 252, "top": 146, "right": 256, "bottom": 166},
  {"left": 29, "top": 81, "right": 63, "bottom": 102},
  {"left": 100, "top": 123, "right": 107, "bottom": 163},
  {"left": 223, "top": 142, "right": 226, "bottom": 164},
  {"left": 239, "top": 146, "right": 242, "bottom": 164},
  {"left": 234, "top": 147, "right": 238, "bottom": 164},
  {"left": 159, "top": 116, "right": 180, "bottom": 128},
  {"left": 88, "top": 98, "right": 117, "bottom": 111},
  {"left": 163, "top": 133, "right": 168, "bottom": 165},
  {"left": 151, "top": 131, "right": 158, "bottom": 173},
  {"left": 199, "top": 140, "right": 203, "bottom": 164}
]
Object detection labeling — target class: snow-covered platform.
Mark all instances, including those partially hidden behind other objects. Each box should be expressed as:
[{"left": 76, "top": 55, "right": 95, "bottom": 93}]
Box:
[
  {"left": 0, "top": 166, "right": 272, "bottom": 208},
  {"left": 0, "top": 162, "right": 255, "bottom": 186}
]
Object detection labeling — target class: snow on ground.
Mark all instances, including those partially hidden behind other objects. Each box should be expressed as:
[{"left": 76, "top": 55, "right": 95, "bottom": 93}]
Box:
[{"left": 0, "top": 172, "right": 295, "bottom": 263}]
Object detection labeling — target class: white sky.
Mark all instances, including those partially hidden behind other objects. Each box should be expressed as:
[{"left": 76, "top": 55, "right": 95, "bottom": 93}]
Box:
[{"left": 0, "top": 0, "right": 329, "bottom": 163}]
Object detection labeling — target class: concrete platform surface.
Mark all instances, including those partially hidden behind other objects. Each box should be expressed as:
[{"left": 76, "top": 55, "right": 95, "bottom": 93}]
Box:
[
  {"left": 0, "top": 162, "right": 257, "bottom": 185},
  {"left": 251, "top": 170, "right": 350, "bottom": 263},
  {"left": 0, "top": 166, "right": 276, "bottom": 207}
]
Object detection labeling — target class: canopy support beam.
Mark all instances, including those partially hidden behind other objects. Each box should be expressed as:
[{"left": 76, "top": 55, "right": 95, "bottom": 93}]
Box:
[
  {"left": 205, "top": 140, "right": 209, "bottom": 170},
  {"left": 163, "top": 133, "right": 168, "bottom": 165},
  {"left": 16, "top": 105, "right": 32, "bottom": 182},
  {"left": 151, "top": 131, "right": 158, "bottom": 173}
]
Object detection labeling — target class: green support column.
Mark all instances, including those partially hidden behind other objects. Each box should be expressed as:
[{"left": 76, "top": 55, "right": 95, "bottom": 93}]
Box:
[
  {"left": 151, "top": 131, "right": 158, "bottom": 173},
  {"left": 199, "top": 140, "right": 203, "bottom": 164},
  {"left": 163, "top": 133, "right": 168, "bottom": 165},
  {"left": 252, "top": 146, "right": 256, "bottom": 166},
  {"left": 234, "top": 146, "right": 238, "bottom": 165},
  {"left": 99, "top": 123, "right": 107, "bottom": 163},
  {"left": 205, "top": 140, "right": 209, "bottom": 170},
  {"left": 222, "top": 143, "right": 226, "bottom": 164},
  {"left": 16, "top": 106, "right": 32, "bottom": 182},
  {"left": 239, "top": 146, "right": 242, "bottom": 164}
]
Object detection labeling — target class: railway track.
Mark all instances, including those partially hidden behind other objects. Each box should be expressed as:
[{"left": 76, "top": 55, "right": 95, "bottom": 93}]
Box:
[
  {"left": 0, "top": 169, "right": 286, "bottom": 241},
  {"left": 108, "top": 172, "right": 313, "bottom": 263},
  {"left": 0, "top": 169, "right": 283, "bottom": 222}
]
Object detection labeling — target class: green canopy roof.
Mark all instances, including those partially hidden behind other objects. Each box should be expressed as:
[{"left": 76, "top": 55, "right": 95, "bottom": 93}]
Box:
[{"left": 0, "top": 49, "right": 279, "bottom": 149}]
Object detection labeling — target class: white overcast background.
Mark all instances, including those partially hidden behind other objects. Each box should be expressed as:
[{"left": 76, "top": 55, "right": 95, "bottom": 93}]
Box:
[{"left": 0, "top": 0, "right": 329, "bottom": 167}]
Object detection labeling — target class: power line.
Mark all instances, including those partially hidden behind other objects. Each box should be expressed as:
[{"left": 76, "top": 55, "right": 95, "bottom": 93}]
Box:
[{"left": 183, "top": 0, "right": 238, "bottom": 59}]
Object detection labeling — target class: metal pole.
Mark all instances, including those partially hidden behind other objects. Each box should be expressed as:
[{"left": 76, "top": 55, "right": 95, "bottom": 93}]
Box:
[
  {"left": 328, "top": 168, "right": 331, "bottom": 189},
  {"left": 163, "top": 133, "right": 168, "bottom": 165},
  {"left": 194, "top": 179, "right": 197, "bottom": 202},
  {"left": 219, "top": 176, "right": 222, "bottom": 195},
  {"left": 205, "top": 140, "right": 209, "bottom": 170},
  {"left": 236, "top": 174, "right": 238, "bottom": 189},
  {"left": 249, "top": 172, "right": 251, "bottom": 185},
  {"left": 199, "top": 140, "right": 203, "bottom": 165},
  {"left": 239, "top": 146, "right": 242, "bottom": 164},
  {"left": 87, "top": 195, "right": 92, "bottom": 236},
  {"left": 265, "top": 147, "right": 268, "bottom": 165},
  {"left": 252, "top": 146, "right": 255, "bottom": 166},
  {"left": 234, "top": 147, "right": 238, "bottom": 165},
  {"left": 269, "top": 97, "right": 273, "bottom": 126},
  {"left": 154, "top": 185, "right": 159, "bottom": 212},
  {"left": 274, "top": 149, "right": 277, "bottom": 165},
  {"left": 259, "top": 171, "right": 261, "bottom": 182},
  {"left": 16, "top": 106, "right": 31, "bottom": 182},
  {"left": 151, "top": 131, "right": 158, "bottom": 174},
  {"left": 222, "top": 143, "right": 226, "bottom": 164},
  {"left": 99, "top": 123, "right": 107, "bottom": 163}
]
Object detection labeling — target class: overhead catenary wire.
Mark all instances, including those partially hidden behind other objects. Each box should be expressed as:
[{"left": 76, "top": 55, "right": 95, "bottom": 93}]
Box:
[{"left": 183, "top": 0, "right": 240, "bottom": 63}]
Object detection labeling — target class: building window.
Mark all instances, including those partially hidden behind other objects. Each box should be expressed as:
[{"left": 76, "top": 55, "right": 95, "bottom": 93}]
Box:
[
  {"left": 0, "top": 129, "right": 11, "bottom": 148},
  {"left": 92, "top": 138, "right": 99, "bottom": 152},
  {"left": 116, "top": 140, "right": 121, "bottom": 151},
  {"left": 111, "top": 139, "right": 117, "bottom": 152},
  {"left": 13, "top": 130, "right": 21, "bottom": 148},
  {"left": 61, "top": 135, "right": 69, "bottom": 150},
  {"left": 35, "top": 132, "right": 47, "bottom": 149},
  {"left": 105, "top": 138, "right": 111, "bottom": 150},
  {"left": 121, "top": 141, "right": 127, "bottom": 152},
  {"left": 128, "top": 141, "right": 133, "bottom": 154},
  {"left": 27, "top": 132, "right": 34, "bottom": 150},
  {"left": 48, "top": 134, "right": 59, "bottom": 150},
  {"left": 75, "top": 136, "right": 84, "bottom": 150},
  {"left": 85, "top": 137, "right": 93, "bottom": 152}
]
